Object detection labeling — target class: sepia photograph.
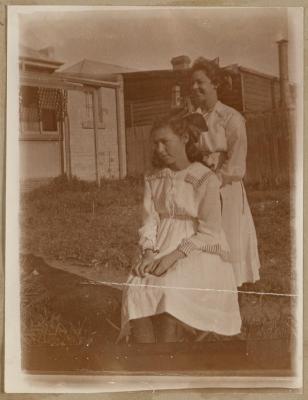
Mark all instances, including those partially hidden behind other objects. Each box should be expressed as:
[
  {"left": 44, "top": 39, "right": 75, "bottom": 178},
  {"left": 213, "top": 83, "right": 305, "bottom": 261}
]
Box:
[{"left": 5, "top": 5, "right": 303, "bottom": 393}]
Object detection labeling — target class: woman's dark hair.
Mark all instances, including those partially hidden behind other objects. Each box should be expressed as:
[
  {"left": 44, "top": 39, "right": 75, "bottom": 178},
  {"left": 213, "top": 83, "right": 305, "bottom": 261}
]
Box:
[
  {"left": 191, "top": 57, "right": 223, "bottom": 87},
  {"left": 151, "top": 108, "right": 207, "bottom": 168}
]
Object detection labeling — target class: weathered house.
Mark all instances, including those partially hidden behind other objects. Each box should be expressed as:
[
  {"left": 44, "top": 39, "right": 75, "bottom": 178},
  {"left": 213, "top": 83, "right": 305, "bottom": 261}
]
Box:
[
  {"left": 55, "top": 59, "right": 134, "bottom": 182},
  {"left": 19, "top": 46, "right": 65, "bottom": 186},
  {"left": 122, "top": 41, "right": 294, "bottom": 183},
  {"left": 19, "top": 40, "right": 294, "bottom": 188},
  {"left": 19, "top": 48, "right": 129, "bottom": 189}
]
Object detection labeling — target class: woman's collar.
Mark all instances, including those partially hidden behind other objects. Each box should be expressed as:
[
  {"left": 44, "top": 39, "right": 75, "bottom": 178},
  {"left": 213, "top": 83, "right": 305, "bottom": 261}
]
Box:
[{"left": 195, "top": 100, "right": 222, "bottom": 117}]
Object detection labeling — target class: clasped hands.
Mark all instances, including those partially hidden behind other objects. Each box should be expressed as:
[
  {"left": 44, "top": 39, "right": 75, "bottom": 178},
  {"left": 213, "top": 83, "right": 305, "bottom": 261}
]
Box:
[{"left": 132, "top": 249, "right": 184, "bottom": 278}]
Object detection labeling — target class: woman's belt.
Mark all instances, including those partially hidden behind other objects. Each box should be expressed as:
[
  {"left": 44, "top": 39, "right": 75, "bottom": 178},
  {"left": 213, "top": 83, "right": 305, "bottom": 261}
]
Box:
[{"left": 159, "top": 213, "right": 196, "bottom": 221}]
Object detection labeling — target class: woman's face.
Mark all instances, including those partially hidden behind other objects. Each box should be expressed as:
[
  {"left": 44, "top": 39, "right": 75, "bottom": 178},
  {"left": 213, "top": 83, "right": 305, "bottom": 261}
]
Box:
[
  {"left": 191, "top": 69, "right": 217, "bottom": 108},
  {"left": 152, "top": 126, "right": 187, "bottom": 167}
]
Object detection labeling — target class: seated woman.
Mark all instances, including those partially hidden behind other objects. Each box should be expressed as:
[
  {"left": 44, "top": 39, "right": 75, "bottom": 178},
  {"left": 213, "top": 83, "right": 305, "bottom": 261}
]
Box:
[{"left": 118, "top": 110, "right": 242, "bottom": 344}]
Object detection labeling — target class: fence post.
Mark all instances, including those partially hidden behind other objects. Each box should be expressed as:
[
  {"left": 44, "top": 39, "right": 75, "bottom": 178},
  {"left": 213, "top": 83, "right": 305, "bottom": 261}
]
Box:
[{"left": 270, "top": 111, "right": 281, "bottom": 185}]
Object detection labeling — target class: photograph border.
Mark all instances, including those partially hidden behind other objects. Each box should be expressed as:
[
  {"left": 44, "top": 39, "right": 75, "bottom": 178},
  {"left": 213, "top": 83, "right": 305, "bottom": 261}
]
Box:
[{"left": 1, "top": 1, "right": 307, "bottom": 397}]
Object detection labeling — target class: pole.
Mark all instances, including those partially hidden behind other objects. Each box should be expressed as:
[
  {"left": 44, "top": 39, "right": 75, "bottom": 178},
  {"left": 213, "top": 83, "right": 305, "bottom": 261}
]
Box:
[
  {"left": 115, "top": 75, "right": 127, "bottom": 179},
  {"left": 92, "top": 90, "right": 101, "bottom": 186}
]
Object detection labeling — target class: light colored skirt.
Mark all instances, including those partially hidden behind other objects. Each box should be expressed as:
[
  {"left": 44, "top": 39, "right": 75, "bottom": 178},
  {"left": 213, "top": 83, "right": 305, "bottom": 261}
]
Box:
[
  {"left": 120, "top": 249, "right": 242, "bottom": 340},
  {"left": 221, "top": 181, "right": 261, "bottom": 286}
]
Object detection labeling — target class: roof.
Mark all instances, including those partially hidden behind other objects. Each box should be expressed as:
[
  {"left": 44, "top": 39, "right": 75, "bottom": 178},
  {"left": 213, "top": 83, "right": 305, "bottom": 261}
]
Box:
[
  {"left": 238, "top": 66, "right": 279, "bottom": 81},
  {"left": 121, "top": 68, "right": 190, "bottom": 82},
  {"left": 19, "top": 70, "right": 120, "bottom": 89},
  {"left": 57, "top": 55, "right": 281, "bottom": 84},
  {"left": 57, "top": 59, "right": 137, "bottom": 81},
  {"left": 122, "top": 63, "right": 280, "bottom": 83},
  {"left": 19, "top": 45, "right": 63, "bottom": 66},
  {"left": 222, "top": 63, "right": 279, "bottom": 80}
]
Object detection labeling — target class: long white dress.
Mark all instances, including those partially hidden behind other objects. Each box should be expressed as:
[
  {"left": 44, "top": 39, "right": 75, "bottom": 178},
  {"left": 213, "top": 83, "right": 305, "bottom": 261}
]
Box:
[
  {"left": 120, "top": 162, "right": 242, "bottom": 339},
  {"left": 197, "top": 101, "right": 261, "bottom": 286}
]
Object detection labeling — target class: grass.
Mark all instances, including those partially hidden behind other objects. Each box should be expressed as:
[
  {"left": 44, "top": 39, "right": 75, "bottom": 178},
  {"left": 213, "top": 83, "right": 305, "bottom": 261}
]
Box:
[
  {"left": 20, "top": 176, "right": 295, "bottom": 347},
  {"left": 20, "top": 175, "right": 144, "bottom": 268},
  {"left": 21, "top": 254, "right": 122, "bottom": 348}
]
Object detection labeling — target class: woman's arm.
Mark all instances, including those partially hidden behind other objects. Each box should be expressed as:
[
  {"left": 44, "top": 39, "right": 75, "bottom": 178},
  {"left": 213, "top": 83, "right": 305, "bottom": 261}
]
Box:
[
  {"left": 133, "top": 179, "right": 160, "bottom": 277},
  {"left": 216, "top": 113, "right": 247, "bottom": 186},
  {"left": 138, "top": 179, "right": 159, "bottom": 253},
  {"left": 150, "top": 173, "right": 228, "bottom": 276},
  {"left": 151, "top": 173, "right": 227, "bottom": 276},
  {"left": 177, "top": 173, "right": 228, "bottom": 257}
]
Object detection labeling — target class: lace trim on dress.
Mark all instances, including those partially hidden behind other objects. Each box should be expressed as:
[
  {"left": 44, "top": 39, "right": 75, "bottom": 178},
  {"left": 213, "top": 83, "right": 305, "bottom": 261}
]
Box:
[
  {"left": 184, "top": 170, "right": 214, "bottom": 190},
  {"left": 145, "top": 169, "right": 176, "bottom": 181}
]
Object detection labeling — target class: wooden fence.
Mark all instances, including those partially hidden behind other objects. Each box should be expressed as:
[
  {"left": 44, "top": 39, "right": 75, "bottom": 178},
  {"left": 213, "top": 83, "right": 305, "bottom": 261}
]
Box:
[
  {"left": 126, "top": 109, "right": 291, "bottom": 186},
  {"left": 244, "top": 110, "right": 290, "bottom": 185},
  {"left": 126, "top": 124, "right": 153, "bottom": 176}
]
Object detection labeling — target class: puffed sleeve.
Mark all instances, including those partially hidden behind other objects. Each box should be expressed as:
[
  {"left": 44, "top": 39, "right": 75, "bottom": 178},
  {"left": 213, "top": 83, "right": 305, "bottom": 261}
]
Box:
[
  {"left": 138, "top": 179, "right": 160, "bottom": 252},
  {"left": 177, "top": 174, "right": 230, "bottom": 259},
  {"left": 216, "top": 113, "right": 247, "bottom": 186}
]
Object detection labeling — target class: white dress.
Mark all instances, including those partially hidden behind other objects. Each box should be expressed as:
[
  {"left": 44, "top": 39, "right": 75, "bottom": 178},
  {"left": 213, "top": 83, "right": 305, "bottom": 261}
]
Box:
[
  {"left": 197, "top": 101, "right": 261, "bottom": 286},
  {"left": 120, "top": 162, "right": 242, "bottom": 339}
]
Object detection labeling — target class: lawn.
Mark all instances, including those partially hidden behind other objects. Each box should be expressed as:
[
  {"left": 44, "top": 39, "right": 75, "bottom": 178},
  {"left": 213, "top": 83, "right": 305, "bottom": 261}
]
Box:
[{"left": 20, "top": 176, "right": 296, "bottom": 353}]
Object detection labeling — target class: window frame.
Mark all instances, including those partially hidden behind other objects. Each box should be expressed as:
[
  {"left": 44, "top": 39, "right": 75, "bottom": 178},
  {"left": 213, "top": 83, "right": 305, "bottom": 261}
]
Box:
[
  {"left": 19, "top": 84, "right": 61, "bottom": 140},
  {"left": 81, "top": 89, "right": 106, "bottom": 130}
]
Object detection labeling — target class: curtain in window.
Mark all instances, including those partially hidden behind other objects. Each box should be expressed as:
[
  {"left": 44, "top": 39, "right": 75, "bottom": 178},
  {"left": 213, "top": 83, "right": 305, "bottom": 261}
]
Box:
[
  {"left": 37, "top": 88, "right": 68, "bottom": 121},
  {"left": 19, "top": 86, "right": 68, "bottom": 133}
]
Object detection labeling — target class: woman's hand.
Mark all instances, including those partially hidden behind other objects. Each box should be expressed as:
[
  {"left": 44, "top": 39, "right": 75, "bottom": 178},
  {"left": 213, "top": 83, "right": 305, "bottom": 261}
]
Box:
[
  {"left": 132, "top": 249, "right": 156, "bottom": 278},
  {"left": 150, "top": 250, "right": 185, "bottom": 277}
]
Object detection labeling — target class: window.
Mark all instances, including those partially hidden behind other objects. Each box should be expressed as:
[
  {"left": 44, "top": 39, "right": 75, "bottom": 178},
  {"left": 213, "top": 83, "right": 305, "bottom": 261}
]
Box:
[
  {"left": 82, "top": 91, "right": 94, "bottom": 129},
  {"left": 82, "top": 90, "right": 106, "bottom": 129},
  {"left": 19, "top": 86, "right": 64, "bottom": 136},
  {"left": 41, "top": 109, "right": 57, "bottom": 131},
  {"left": 20, "top": 86, "right": 40, "bottom": 133},
  {"left": 38, "top": 87, "right": 59, "bottom": 133}
]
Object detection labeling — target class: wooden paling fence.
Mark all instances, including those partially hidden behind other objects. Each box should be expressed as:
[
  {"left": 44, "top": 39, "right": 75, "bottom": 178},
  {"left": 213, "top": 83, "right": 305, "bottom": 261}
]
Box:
[
  {"left": 126, "top": 124, "right": 153, "bottom": 177},
  {"left": 126, "top": 109, "right": 291, "bottom": 186},
  {"left": 244, "top": 109, "right": 290, "bottom": 186}
]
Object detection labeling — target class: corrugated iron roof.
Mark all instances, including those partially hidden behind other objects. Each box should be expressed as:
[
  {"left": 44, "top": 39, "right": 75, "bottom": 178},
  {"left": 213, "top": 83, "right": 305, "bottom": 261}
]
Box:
[{"left": 58, "top": 58, "right": 137, "bottom": 80}]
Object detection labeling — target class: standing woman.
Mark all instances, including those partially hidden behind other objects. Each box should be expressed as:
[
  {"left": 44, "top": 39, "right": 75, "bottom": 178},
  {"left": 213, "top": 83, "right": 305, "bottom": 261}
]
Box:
[{"left": 190, "top": 57, "right": 260, "bottom": 287}]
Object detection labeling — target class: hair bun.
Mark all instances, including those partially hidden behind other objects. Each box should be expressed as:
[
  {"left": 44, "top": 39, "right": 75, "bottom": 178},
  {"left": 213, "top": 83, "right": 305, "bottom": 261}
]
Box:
[{"left": 183, "top": 113, "right": 208, "bottom": 131}]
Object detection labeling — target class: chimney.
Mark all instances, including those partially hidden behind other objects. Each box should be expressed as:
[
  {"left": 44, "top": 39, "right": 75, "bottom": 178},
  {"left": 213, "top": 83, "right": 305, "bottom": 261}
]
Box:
[
  {"left": 277, "top": 39, "right": 291, "bottom": 108},
  {"left": 171, "top": 55, "right": 191, "bottom": 70},
  {"left": 39, "top": 46, "right": 55, "bottom": 59}
]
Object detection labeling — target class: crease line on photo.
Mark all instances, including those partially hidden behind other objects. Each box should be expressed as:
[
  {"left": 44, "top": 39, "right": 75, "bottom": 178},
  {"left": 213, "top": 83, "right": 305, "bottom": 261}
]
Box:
[{"left": 82, "top": 279, "right": 297, "bottom": 297}]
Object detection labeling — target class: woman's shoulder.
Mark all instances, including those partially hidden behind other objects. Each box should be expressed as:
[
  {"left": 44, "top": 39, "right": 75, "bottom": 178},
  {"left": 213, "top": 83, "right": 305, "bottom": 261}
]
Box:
[
  {"left": 184, "top": 162, "right": 218, "bottom": 190},
  {"left": 144, "top": 168, "right": 171, "bottom": 181},
  {"left": 214, "top": 101, "right": 245, "bottom": 126},
  {"left": 144, "top": 163, "right": 219, "bottom": 189}
]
